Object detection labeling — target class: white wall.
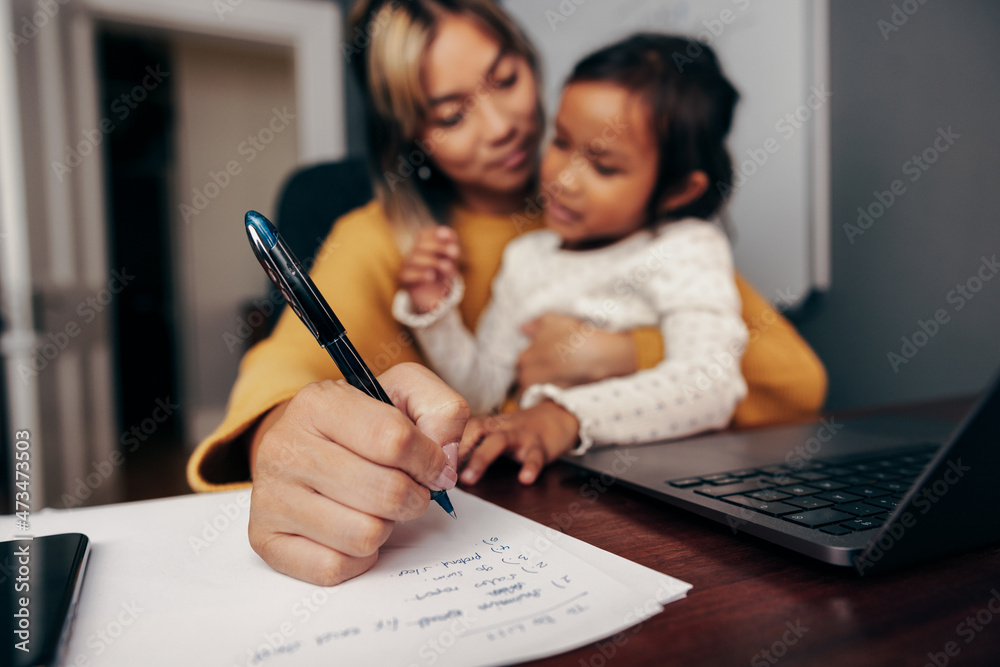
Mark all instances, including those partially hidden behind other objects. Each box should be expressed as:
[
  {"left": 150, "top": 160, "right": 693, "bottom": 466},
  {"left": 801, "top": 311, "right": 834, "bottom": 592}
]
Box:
[{"left": 171, "top": 36, "right": 299, "bottom": 447}]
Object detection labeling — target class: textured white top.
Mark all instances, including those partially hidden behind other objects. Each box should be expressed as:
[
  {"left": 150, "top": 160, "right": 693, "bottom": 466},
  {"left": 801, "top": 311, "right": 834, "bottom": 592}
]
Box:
[{"left": 393, "top": 219, "right": 749, "bottom": 453}]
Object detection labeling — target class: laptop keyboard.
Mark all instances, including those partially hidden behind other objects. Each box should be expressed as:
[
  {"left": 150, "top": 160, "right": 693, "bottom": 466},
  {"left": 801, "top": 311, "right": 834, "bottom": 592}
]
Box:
[{"left": 667, "top": 444, "right": 938, "bottom": 536}]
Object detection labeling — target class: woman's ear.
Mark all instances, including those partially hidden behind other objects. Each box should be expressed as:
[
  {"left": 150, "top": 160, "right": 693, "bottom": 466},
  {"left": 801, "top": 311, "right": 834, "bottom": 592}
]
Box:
[{"left": 658, "top": 170, "right": 709, "bottom": 214}]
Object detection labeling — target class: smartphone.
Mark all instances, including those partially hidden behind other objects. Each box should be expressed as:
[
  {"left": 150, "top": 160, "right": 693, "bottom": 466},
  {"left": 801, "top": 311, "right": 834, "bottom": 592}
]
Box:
[{"left": 1, "top": 533, "right": 91, "bottom": 667}]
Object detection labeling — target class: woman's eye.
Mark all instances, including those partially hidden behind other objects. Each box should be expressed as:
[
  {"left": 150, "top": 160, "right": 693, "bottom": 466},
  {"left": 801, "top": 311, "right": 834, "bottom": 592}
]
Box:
[
  {"left": 495, "top": 71, "right": 517, "bottom": 88},
  {"left": 552, "top": 136, "right": 569, "bottom": 150},
  {"left": 437, "top": 111, "right": 464, "bottom": 128},
  {"left": 594, "top": 163, "right": 619, "bottom": 176}
]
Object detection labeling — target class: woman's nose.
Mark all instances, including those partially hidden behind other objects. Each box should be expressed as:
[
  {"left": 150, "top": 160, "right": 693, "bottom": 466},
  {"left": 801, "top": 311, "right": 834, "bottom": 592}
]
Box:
[{"left": 479, "top": 97, "right": 515, "bottom": 145}]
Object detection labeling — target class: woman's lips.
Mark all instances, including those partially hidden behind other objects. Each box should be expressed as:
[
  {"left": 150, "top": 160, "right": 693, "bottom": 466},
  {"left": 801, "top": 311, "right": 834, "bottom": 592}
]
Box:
[{"left": 492, "top": 138, "right": 531, "bottom": 171}]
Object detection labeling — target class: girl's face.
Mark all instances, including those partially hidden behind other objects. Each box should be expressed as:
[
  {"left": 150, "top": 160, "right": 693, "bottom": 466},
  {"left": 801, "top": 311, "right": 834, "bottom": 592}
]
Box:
[
  {"left": 540, "top": 81, "right": 660, "bottom": 249},
  {"left": 418, "top": 14, "right": 540, "bottom": 211}
]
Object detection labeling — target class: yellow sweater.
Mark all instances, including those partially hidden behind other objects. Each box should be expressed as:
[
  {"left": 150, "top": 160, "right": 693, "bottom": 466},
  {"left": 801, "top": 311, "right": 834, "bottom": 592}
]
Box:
[{"left": 187, "top": 201, "right": 827, "bottom": 492}]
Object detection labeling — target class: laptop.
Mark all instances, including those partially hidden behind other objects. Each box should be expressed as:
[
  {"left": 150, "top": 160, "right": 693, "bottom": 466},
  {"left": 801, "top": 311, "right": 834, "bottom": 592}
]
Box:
[{"left": 564, "top": 370, "right": 1000, "bottom": 575}]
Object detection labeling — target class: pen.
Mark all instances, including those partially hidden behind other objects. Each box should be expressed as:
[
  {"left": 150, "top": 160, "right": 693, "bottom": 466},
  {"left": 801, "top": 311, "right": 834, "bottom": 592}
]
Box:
[{"left": 244, "top": 210, "right": 456, "bottom": 518}]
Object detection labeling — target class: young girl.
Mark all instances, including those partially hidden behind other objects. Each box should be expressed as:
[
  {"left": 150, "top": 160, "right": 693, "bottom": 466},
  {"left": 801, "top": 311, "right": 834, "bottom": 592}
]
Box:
[{"left": 394, "top": 32, "right": 748, "bottom": 485}]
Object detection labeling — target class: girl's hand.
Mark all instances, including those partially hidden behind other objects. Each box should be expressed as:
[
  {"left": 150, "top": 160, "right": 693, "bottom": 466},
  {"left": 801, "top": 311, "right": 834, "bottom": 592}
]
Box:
[
  {"left": 517, "top": 314, "right": 636, "bottom": 389},
  {"left": 247, "top": 363, "right": 467, "bottom": 586},
  {"left": 399, "top": 226, "right": 461, "bottom": 314},
  {"left": 458, "top": 402, "right": 580, "bottom": 486}
]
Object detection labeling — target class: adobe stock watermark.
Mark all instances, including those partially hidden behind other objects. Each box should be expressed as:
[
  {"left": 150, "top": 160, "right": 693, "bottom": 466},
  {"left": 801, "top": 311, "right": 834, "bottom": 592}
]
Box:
[
  {"left": 221, "top": 233, "right": 333, "bottom": 355},
  {"left": 7, "top": 0, "right": 70, "bottom": 54},
  {"left": 51, "top": 64, "right": 169, "bottom": 183},
  {"left": 843, "top": 126, "right": 959, "bottom": 244},
  {"left": 576, "top": 577, "right": 687, "bottom": 667},
  {"left": 751, "top": 619, "right": 810, "bottom": 666},
  {"left": 923, "top": 588, "right": 1000, "bottom": 667},
  {"left": 17, "top": 268, "right": 134, "bottom": 383},
  {"left": 68, "top": 600, "right": 145, "bottom": 666},
  {"left": 178, "top": 106, "right": 296, "bottom": 225},
  {"left": 877, "top": 0, "right": 931, "bottom": 41},
  {"left": 726, "top": 417, "right": 844, "bottom": 534},
  {"left": 887, "top": 253, "right": 997, "bottom": 373},
  {"left": 189, "top": 493, "right": 250, "bottom": 556},
  {"left": 719, "top": 84, "right": 832, "bottom": 202},
  {"left": 853, "top": 457, "right": 971, "bottom": 575},
  {"left": 60, "top": 396, "right": 180, "bottom": 508},
  {"left": 235, "top": 586, "right": 334, "bottom": 667}
]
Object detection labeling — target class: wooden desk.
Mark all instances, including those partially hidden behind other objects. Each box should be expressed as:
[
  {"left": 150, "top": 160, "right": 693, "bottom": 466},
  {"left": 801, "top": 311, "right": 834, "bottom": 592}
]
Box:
[{"left": 464, "top": 402, "right": 1000, "bottom": 666}]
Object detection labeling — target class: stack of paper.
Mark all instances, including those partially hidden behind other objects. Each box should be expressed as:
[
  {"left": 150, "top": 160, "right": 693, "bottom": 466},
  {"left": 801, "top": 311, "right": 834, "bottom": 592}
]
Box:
[{"left": 1, "top": 488, "right": 689, "bottom": 666}]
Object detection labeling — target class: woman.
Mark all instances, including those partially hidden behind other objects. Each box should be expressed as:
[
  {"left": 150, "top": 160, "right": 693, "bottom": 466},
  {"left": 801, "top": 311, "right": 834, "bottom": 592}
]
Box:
[{"left": 187, "top": 0, "right": 827, "bottom": 585}]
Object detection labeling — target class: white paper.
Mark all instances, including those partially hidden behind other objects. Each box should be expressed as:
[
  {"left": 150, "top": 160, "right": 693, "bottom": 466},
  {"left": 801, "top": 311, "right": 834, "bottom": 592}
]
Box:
[{"left": 1, "top": 489, "right": 689, "bottom": 666}]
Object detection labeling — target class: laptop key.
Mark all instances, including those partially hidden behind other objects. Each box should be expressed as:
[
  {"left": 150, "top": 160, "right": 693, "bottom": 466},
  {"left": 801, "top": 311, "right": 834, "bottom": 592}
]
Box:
[
  {"left": 693, "top": 481, "right": 770, "bottom": 498},
  {"left": 726, "top": 469, "right": 759, "bottom": 478},
  {"left": 843, "top": 486, "right": 889, "bottom": 498},
  {"left": 783, "top": 508, "right": 855, "bottom": 527},
  {"left": 667, "top": 478, "right": 703, "bottom": 488},
  {"left": 809, "top": 480, "right": 849, "bottom": 491},
  {"left": 722, "top": 495, "right": 801, "bottom": 516},
  {"left": 876, "top": 481, "right": 909, "bottom": 492},
  {"left": 820, "top": 524, "right": 853, "bottom": 536},
  {"left": 864, "top": 497, "right": 900, "bottom": 511},
  {"left": 709, "top": 477, "right": 743, "bottom": 486},
  {"left": 793, "top": 471, "right": 829, "bottom": 482},
  {"left": 748, "top": 489, "right": 791, "bottom": 502},
  {"left": 842, "top": 516, "right": 885, "bottom": 531},
  {"left": 840, "top": 475, "right": 876, "bottom": 486},
  {"left": 776, "top": 484, "right": 820, "bottom": 496},
  {"left": 834, "top": 502, "right": 884, "bottom": 517},
  {"left": 786, "top": 496, "right": 834, "bottom": 510},
  {"left": 815, "top": 490, "right": 863, "bottom": 504}
]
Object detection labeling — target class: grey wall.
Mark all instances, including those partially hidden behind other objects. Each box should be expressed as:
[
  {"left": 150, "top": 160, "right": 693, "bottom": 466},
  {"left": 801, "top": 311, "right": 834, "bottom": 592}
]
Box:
[
  {"left": 332, "top": 0, "right": 1000, "bottom": 412},
  {"left": 796, "top": 0, "right": 1000, "bottom": 410}
]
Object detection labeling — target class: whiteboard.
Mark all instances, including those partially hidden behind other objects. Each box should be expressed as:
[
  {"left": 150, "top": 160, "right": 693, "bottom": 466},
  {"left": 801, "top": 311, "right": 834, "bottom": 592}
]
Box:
[{"left": 502, "top": 0, "right": 830, "bottom": 306}]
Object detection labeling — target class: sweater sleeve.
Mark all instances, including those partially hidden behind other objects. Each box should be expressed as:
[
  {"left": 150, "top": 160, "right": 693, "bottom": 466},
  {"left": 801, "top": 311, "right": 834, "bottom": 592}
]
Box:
[
  {"left": 186, "top": 203, "right": 423, "bottom": 492},
  {"left": 521, "top": 223, "right": 748, "bottom": 452},
  {"left": 393, "top": 251, "right": 526, "bottom": 415}
]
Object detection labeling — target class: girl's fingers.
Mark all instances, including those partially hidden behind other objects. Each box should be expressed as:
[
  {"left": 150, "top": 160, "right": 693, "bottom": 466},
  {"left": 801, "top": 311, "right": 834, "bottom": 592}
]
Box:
[
  {"left": 516, "top": 441, "right": 547, "bottom": 485},
  {"left": 460, "top": 430, "right": 511, "bottom": 485}
]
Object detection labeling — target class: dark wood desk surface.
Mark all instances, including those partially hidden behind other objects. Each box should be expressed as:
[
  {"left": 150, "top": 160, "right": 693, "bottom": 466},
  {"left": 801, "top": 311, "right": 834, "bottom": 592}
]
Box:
[{"left": 463, "top": 401, "right": 1000, "bottom": 667}]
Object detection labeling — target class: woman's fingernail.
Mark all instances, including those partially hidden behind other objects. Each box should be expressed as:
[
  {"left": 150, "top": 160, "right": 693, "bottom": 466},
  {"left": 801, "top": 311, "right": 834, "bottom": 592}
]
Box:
[
  {"left": 460, "top": 468, "right": 478, "bottom": 485},
  {"left": 433, "top": 465, "right": 458, "bottom": 490},
  {"left": 443, "top": 442, "right": 459, "bottom": 470}
]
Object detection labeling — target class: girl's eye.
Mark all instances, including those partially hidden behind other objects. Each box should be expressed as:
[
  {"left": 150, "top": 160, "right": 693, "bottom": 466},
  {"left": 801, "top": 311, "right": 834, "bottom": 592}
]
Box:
[
  {"left": 552, "top": 136, "right": 570, "bottom": 150},
  {"left": 594, "top": 163, "right": 619, "bottom": 176}
]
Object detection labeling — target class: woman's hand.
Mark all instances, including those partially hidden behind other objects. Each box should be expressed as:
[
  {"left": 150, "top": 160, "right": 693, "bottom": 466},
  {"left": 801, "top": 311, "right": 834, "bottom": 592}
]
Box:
[
  {"left": 457, "top": 401, "right": 580, "bottom": 486},
  {"left": 399, "top": 226, "right": 461, "bottom": 314},
  {"left": 516, "top": 314, "right": 637, "bottom": 389},
  {"left": 247, "top": 363, "right": 468, "bottom": 586}
]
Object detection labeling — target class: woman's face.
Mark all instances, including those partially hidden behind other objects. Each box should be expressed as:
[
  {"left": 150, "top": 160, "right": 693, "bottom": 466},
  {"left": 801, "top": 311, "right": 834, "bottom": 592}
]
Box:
[{"left": 418, "top": 14, "right": 540, "bottom": 209}]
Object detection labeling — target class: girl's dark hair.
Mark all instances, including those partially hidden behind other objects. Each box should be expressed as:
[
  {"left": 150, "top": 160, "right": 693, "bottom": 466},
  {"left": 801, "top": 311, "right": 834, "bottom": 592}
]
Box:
[{"left": 568, "top": 33, "right": 739, "bottom": 222}]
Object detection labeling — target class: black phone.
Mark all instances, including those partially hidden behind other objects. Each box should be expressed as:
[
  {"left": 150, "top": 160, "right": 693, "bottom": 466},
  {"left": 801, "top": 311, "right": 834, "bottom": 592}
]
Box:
[{"left": 1, "top": 533, "right": 91, "bottom": 667}]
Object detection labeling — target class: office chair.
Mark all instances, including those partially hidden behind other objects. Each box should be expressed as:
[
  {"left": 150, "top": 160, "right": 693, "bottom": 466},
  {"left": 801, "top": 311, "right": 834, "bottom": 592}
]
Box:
[{"left": 243, "top": 157, "right": 374, "bottom": 341}]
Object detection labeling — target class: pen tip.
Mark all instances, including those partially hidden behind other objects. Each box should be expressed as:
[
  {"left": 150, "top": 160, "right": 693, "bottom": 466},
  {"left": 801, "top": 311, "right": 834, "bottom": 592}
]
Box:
[{"left": 449, "top": 511, "right": 457, "bottom": 519}]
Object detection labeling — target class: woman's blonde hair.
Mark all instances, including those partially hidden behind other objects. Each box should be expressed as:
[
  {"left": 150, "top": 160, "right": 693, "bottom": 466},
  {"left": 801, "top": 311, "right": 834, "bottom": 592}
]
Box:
[{"left": 347, "top": 0, "right": 540, "bottom": 248}]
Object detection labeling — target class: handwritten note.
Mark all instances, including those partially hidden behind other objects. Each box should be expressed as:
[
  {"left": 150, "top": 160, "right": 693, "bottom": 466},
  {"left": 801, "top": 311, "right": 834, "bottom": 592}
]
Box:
[{"left": 1, "top": 489, "right": 689, "bottom": 666}]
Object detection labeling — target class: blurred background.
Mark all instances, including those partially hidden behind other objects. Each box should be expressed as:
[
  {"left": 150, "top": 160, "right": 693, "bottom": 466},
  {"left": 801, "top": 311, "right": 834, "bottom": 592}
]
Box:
[{"left": 1, "top": 0, "right": 997, "bottom": 511}]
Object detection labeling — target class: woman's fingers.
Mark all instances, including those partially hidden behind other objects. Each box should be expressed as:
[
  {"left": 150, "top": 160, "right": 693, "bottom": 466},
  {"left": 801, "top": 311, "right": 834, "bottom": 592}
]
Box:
[
  {"left": 382, "top": 363, "right": 469, "bottom": 456},
  {"left": 248, "top": 482, "right": 385, "bottom": 586},
  {"left": 285, "top": 380, "right": 456, "bottom": 491}
]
